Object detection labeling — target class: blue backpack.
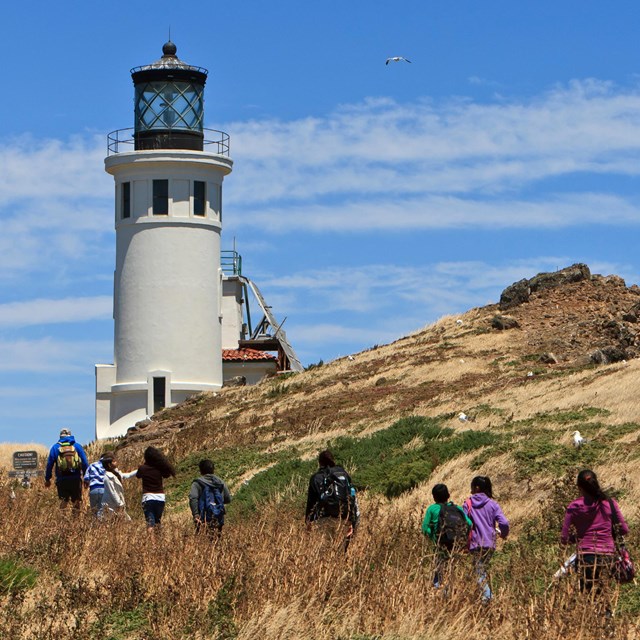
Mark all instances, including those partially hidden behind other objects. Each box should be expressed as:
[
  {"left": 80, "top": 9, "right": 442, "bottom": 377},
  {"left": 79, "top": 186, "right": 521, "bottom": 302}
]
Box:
[{"left": 197, "top": 480, "right": 226, "bottom": 527}]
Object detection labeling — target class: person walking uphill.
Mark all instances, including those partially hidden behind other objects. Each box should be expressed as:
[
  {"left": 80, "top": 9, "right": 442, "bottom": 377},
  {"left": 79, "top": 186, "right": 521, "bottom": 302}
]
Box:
[
  {"left": 133, "top": 446, "right": 176, "bottom": 533},
  {"left": 464, "top": 476, "right": 509, "bottom": 602},
  {"left": 305, "top": 450, "right": 359, "bottom": 550},
  {"left": 189, "top": 460, "right": 232, "bottom": 536},
  {"left": 84, "top": 454, "right": 107, "bottom": 515},
  {"left": 422, "top": 483, "right": 472, "bottom": 588},
  {"left": 561, "top": 469, "right": 629, "bottom": 593},
  {"left": 45, "top": 428, "right": 89, "bottom": 509}
]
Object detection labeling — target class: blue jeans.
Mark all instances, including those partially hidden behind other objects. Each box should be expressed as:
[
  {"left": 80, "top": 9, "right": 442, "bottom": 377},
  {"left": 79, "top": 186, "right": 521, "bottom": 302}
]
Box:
[
  {"left": 471, "top": 548, "right": 494, "bottom": 601},
  {"left": 143, "top": 500, "right": 165, "bottom": 527},
  {"left": 89, "top": 488, "right": 104, "bottom": 514},
  {"left": 578, "top": 553, "right": 614, "bottom": 593}
]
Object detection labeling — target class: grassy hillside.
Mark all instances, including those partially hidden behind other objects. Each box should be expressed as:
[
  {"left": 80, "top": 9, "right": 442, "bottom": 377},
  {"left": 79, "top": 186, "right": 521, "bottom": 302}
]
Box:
[{"left": 1, "top": 266, "right": 639, "bottom": 639}]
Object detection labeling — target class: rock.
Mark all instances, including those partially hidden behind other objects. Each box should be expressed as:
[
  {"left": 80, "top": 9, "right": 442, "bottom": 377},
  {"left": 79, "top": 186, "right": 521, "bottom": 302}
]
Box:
[
  {"left": 601, "top": 275, "right": 626, "bottom": 287},
  {"left": 491, "top": 315, "right": 520, "bottom": 330},
  {"left": 540, "top": 352, "right": 559, "bottom": 364},
  {"left": 590, "top": 346, "right": 628, "bottom": 365},
  {"left": 223, "top": 376, "right": 247, "bottom": 388},
  {"left": 529, "top": 263, "right": 591, "bottom": 293},
  {"left": 375, "top": 377, "right": 388, "bottom": 386},
  {"left": 499, "top": 279, "right": 530, "bottom": 310}
]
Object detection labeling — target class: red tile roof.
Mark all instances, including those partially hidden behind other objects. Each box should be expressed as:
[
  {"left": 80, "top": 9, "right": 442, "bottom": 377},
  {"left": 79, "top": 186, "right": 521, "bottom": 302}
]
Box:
[{"left": 222, "top": 348, "right": 277, "bottom": 362}]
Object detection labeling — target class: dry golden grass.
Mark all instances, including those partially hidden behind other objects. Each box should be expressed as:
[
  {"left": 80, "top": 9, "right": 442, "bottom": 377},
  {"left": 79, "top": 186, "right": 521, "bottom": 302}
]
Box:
[{"left": 0, "top": 484, "right": 637, "bottom": 640}]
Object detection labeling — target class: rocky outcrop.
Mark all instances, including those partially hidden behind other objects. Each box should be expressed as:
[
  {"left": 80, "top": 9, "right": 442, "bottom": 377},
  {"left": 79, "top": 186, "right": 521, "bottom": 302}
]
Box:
[
  {"left": 499, "top": 264, "right": 591, "bottom": 310},
  {"left": 499, "top": 279, "right": 531, "bottom": 310}
]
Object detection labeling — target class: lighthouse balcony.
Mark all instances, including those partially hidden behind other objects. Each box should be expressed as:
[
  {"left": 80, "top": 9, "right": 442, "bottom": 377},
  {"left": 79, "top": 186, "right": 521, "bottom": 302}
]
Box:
[{"left": 107, "top": 127, "right": 230, "bottom": 156}]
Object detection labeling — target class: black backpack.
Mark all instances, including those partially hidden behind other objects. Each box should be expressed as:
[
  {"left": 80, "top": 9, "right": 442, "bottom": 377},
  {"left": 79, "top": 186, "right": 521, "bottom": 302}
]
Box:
[
  {"left": 437, "top": 503, "right": 469, "bottom": 551},
  {"left": 317, "top": 466, "right": 357, "bottom": 522}
]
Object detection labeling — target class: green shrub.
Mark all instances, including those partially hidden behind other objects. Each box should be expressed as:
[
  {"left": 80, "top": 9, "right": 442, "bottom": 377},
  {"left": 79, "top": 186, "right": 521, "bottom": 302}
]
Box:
[{"left": 0, "top": 556, "right": 37, "bottom": 594}]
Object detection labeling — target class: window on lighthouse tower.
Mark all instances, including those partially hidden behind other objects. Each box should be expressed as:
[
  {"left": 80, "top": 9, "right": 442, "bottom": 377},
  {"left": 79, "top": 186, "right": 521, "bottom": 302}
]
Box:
[
  {"left": 122, "top": 182, "right": 131, "bottom": 219},
  {"left": 153, "top": 180, "right": 169, "bottom": 215},
  {"left": 194, "top": 181, "right": 206, "bottom": 216}
]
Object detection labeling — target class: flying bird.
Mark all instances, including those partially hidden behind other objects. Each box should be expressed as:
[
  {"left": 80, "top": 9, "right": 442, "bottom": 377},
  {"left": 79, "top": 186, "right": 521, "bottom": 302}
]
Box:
[
  {"left": 573, "top": 430, "right": 588, "bottom": 448},
  {"left": 386, "top": 56, "right": 412, "bottom": 65}
]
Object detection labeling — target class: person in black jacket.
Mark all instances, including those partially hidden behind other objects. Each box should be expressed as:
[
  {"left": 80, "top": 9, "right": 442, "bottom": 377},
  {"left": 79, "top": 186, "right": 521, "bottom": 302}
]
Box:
[{"left": 305, "top": 450, "right": 359, "bottom": 547}]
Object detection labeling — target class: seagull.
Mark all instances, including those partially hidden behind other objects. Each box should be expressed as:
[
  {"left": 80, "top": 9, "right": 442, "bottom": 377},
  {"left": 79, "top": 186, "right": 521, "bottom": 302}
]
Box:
[
  {"left": 386, "top": 56, "right": 412, "bottom": 65},
  {"left": 456, "top": 319, "right": 463, "bottom": 326},
  {"left": 573, "top": 430, "right": 588, "bottom": 448},
  {"left": 347, "top": 355, "right": 355, "bottom": 361},
  {"left": 458, "top": 412, "right": 468, "bottom": 423}
]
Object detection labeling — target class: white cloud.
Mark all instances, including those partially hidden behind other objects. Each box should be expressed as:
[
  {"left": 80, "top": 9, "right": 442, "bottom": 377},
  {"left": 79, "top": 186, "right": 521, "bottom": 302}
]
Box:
[
  {"left": 223, "top": 81, "right": 640, "bottom": 209},
  {"left": 0, "top": 135, "right": 109, "bottom": 205},
  {"left": 0, "top": 338, "right": 110, "bottom": 373},
  {"left": 229, "top": 192, "right": 640, "bottom": 233},
  {"left": 0, "top": 296, "right": 112, "bottom": 327}
]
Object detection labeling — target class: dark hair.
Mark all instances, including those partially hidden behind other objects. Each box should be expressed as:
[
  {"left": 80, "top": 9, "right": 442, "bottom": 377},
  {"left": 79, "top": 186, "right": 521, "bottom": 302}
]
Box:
[
  {"left": 199, "top": 459, "right": 214, "bottom": 475},
  {"left": 432, "top": 483, "right": 450, "bottom": 504},
  {"left": 103, "top": 456, "right": 121, "bottom": 482},
  {"left": 471, "top": 476, "right": 493, "bottom": 499},
  {"left": 577, "top": 469, "right": 608, "bottom": 501},
  {"left": 318, "top": 450, "right": 335, "bottom": 468},
  {"left": 143, "top": 446, "right": 176, "bottom": 478}
]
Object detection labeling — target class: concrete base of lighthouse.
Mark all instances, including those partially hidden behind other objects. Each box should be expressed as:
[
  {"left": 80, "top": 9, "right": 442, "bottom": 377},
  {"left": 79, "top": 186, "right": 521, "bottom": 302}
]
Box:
[{"left": 95, "top": 364, "right": 221, "bottom": 439}]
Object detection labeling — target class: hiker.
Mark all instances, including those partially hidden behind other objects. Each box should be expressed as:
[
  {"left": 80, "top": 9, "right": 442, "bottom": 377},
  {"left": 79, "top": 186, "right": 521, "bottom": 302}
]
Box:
[
  {"left": 561, "top": 469, "right": 629, "bottom": 593},
  {"left": 422, "top": 483, "right": 472, "bottom": 588},
  {"left": 84, "top": 454, "right": 107, "bottom": 515},
  {"left": 44, "top": 428, "right": 89, "bottom": 509},
  {"left": 133, "top": 446, "right": 176, "bottom": 532},
  {"left": 305, "top": 450, "right": 359, "bottom": 548},
  {"left": 99, "top": 455, "right": 135, "bottom": 521},
  {"left": 188, "top": 459, "right": 232, "bottom": 536},
  {"left": 464, "top": 476, "right": 509, "bottom": 602}
]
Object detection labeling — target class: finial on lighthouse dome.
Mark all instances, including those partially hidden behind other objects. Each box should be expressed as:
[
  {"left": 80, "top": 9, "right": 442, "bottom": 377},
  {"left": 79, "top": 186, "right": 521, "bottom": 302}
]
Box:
[{"left": 162, "top": 40, "right": 177, "bottom": 57}]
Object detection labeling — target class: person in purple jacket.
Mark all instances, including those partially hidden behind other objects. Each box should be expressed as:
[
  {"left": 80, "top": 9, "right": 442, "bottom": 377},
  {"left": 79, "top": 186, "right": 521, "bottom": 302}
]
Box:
[
  {"left": 561, "top": 469, "right": 629, "bottom": 593},
  {"left": 463, "top": 476, "right": 509, "bottom": 602}
]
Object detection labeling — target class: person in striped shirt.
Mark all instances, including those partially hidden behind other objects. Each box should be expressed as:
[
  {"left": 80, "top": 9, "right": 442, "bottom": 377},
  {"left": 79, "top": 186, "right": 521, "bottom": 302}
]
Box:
[{"left": 84, "top": 454, "right": 107, "bottom": 515}]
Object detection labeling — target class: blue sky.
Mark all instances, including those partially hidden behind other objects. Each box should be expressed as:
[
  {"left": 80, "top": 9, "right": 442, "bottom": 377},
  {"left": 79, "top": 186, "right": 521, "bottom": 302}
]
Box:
[{"left": 2, "top": 1, "right": 640, "bottom": 445}]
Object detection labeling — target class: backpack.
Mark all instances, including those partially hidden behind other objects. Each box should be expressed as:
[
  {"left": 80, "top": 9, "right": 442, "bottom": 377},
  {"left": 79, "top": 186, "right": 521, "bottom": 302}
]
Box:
[
  {"left": 56, "top": 442, "right": 81, "bottom": 475},
  {"left": 197, "top": 480, "right": 226, "bottom": 528},
  {"left": 437, "top": 503, "right": 469, "bottom": 551},
  {"left": 317, "top": 466, "right": 358, "bottom": 522}
]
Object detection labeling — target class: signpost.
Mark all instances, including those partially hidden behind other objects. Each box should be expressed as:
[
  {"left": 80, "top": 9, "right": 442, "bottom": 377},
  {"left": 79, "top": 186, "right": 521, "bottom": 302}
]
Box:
[
  {"left": 9, "top": 450, "right": 42, "bottom": 486},
  {"left": 12, "top": 450, "right": 39, "bottom": 470}
]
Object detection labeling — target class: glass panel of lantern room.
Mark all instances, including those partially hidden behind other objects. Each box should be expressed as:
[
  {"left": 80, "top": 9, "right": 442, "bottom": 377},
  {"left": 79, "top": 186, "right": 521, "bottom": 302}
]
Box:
[{"left": 135, "top": 81, "right": 204, "bottom": 132}]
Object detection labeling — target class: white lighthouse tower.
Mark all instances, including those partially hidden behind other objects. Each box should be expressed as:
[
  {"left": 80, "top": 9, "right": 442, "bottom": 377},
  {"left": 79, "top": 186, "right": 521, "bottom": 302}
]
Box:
[{"left": 95, "top": 42, "right": 232, "bottom": 439}]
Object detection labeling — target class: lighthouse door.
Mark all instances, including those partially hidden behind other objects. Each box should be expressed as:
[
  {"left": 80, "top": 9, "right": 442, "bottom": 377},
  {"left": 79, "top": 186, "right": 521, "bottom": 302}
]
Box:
[{"left": 153, "top": 377, "right": 166, "bottom": 413}]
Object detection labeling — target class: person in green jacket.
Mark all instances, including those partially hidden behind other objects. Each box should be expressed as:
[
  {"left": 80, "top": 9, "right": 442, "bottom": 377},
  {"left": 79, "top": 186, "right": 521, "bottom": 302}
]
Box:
[{"left": 422, "top": 483, "right": 472, "bottom": 588}]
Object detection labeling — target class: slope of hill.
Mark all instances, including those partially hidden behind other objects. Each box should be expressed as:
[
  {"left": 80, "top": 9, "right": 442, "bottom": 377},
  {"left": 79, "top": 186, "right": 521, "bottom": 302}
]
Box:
[
  {"left": 1, "top": 264, "right": 639, "bottom": 639},
  {"left": 117, "top": 264, "right": 640, "bottom": 519}
]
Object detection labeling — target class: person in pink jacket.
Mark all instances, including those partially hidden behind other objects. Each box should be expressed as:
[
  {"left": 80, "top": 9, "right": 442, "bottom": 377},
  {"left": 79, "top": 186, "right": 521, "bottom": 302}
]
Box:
[{"left": 561, "top": 469, "right": 629, "bottom": 592}]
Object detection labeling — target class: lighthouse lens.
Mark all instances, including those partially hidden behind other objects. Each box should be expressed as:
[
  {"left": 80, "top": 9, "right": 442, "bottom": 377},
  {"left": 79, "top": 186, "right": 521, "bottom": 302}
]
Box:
[{"left": 135, "top": 81, "right": 204, "bottom": 133}]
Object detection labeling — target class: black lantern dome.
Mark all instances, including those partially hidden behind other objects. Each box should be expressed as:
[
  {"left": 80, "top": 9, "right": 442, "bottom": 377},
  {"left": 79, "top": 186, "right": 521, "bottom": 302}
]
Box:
[{"left": 131, "top": 42, "right": 208, "bottom": 151}]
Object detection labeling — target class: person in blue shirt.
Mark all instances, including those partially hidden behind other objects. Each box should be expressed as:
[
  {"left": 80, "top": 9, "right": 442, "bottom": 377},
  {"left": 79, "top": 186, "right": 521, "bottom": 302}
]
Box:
[
  {"left": 45, "top": 428, "right": 89, "bottom": 509},
  {"left": 84, "top": 454, "right": 107, "bottom": 515}
]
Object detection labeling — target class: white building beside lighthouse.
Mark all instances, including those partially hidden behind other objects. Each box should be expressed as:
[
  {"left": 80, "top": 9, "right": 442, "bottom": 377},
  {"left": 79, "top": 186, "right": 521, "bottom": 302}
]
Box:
[{"left": 96, "top": 42, "right": 302, "bottom": 440}]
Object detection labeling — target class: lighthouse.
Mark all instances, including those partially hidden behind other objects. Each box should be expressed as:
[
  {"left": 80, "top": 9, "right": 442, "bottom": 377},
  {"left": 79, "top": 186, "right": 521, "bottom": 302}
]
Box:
[{"left": 95, "top": 42, "right": 233, "bottom": 439}]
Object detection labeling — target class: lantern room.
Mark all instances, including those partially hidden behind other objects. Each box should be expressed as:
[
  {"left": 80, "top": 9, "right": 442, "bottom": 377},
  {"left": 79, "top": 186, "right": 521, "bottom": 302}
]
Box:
[{"left": 131, "top": 41, "right": 207, "bottom": 151}]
